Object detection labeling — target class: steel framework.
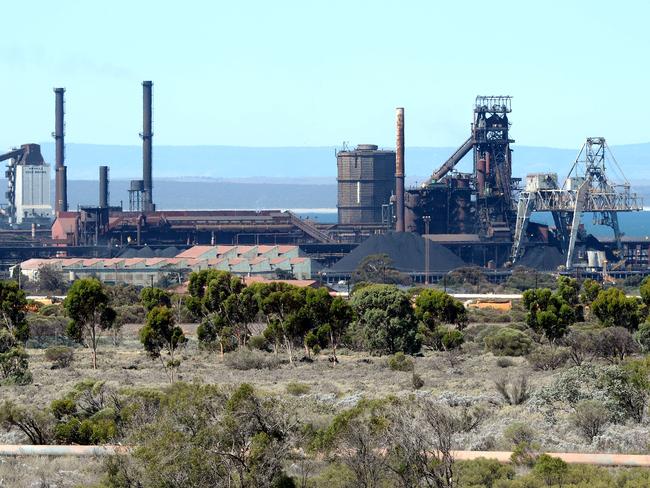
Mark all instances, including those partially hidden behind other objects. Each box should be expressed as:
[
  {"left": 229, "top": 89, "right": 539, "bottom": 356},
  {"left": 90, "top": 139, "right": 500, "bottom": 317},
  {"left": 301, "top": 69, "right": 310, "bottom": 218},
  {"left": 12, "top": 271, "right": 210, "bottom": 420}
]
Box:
[{"left": 512, "top": 138, "right": 642, "bottom": 269}]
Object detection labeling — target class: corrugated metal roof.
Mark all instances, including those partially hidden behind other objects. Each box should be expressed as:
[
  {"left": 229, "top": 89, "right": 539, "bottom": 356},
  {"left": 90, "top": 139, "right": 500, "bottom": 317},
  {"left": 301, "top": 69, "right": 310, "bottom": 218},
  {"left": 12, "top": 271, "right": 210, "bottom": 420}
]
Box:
[{"left": 175, "top": 246, "right": 215, "bottom": 259}]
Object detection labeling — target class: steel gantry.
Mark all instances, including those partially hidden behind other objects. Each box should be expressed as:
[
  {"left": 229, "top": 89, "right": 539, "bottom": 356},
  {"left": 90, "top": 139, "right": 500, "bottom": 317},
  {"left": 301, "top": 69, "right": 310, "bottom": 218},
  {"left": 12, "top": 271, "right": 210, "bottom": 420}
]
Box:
[{"left": 511, "top": 138, "right": 642, "bottom": 269}]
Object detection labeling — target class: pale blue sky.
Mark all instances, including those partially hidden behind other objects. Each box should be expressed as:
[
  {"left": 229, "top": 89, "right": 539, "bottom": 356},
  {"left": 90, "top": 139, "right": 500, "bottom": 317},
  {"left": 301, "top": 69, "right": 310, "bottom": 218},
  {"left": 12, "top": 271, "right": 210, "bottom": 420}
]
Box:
[{"left": 1, "top": 0, "right": 648, "bottom": 149}]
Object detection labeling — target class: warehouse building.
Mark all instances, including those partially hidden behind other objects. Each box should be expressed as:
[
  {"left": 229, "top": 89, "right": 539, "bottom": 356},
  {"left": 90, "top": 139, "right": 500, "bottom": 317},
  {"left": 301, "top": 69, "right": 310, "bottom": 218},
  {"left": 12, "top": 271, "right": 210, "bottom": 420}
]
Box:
[{"left": 14, "top": 245, "right": 311, "bottom": 287}]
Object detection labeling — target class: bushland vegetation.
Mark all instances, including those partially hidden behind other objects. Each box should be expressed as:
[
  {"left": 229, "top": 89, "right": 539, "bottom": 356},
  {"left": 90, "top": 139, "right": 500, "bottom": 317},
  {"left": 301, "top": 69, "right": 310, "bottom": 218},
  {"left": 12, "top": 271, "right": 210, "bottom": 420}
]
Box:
[{"left": 1, "top": 272, "right": 650, "bottom": 486}]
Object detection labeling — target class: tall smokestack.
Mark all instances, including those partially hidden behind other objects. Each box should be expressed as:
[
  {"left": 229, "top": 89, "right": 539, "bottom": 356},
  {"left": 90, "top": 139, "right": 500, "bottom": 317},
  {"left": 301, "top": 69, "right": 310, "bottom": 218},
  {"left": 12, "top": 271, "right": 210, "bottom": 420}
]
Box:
[
  {"left": 99, "top": 166, "right": 109, "bottom": 209},
  {"left": 395, "top": 107, "right": 405, "bottom": 232},
  {"left": 141, "top": 81, "right": 154, "bottom": 211},
  {"left": 53, "top": 87, "right": 68, "bottom": 213}
]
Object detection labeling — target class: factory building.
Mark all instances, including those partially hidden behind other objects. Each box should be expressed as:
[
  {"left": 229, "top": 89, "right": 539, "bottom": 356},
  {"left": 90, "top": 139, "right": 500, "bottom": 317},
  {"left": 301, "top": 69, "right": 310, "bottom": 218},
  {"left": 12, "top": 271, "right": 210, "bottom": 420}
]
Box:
[
  {"left": 0, "top": 144, "right": 53, "bottom": 225},
  {"left": 15, "top": 244, "right": 311, "bottom": 287},
  {"left": 15, "top": 160, "right": 51, "bottom": 224},
  {"left": 337, "top": 144, "right": 395, "bottom": 225}
]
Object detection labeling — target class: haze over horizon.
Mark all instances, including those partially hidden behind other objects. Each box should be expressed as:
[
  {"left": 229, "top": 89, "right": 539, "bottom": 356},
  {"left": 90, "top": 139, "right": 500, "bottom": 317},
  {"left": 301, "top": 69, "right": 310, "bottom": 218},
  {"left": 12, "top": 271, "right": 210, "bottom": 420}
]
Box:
[{"left": 2, "top": 0, "right": 650, "bottom": 152}]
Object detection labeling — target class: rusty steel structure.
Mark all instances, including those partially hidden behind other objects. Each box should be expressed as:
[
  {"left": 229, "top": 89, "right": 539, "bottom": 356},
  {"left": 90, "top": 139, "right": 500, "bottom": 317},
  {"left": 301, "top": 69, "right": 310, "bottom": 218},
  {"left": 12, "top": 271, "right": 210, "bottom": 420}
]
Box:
[
  {"left": 407, "top": 96, "right": 516, "bottom": 242},
  {"left": 336, "top": 144, "right": 395, "bottom": 226},
  {"left": 53, "top": 88, "right": 68, "bottom": 214},
  {"left": 63, "top": 209, "right": 335, "bottom": 248},
  {"left": 141, "top": 81, "right": 154, "bottom": 212}
]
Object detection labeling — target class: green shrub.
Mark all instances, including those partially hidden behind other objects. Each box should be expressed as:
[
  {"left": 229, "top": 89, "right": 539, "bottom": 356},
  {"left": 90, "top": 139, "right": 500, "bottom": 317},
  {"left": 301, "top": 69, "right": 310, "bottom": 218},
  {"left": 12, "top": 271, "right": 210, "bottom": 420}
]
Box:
[
  {"left": 387, "top": 352, "right": 414, "bottom": 372},
  {"left": 533, "top": 454, "right": 568, "bottom": 486},
  {"left": 496, "top": 357, "right": 514, "bottom": 368},
  {"left": 526, "top": 345, "right": 569, "bottom": 371},
  {"left": 39, "top": 304, "right": 64, "bottom": 316},
  {"left": 441, "top": 328, "right": 464, "bottom": 350},
  {"left": 635, "top": 322, "right": 650, "bottom": 352},
  {"left": 0, "top": 330, "right": 31, "bottom": 385},
  {"left": 26, "top": 314, "right": 68, "bottom": 347},
  {"left": 591, "top": 288, "right": 642, "bottom": 331},
  {"left": 247, "top": 335, "right": 270, "bottom": 351},
  {"left": 44, "top": 345, "right": 74, "bottom": 369},
  {"left": 224, "top": 350, "right": 282, "bottom": 370},
  {"left": 503, "top": 422, "right": 536, "bottom": 448},
  {"left": 456, "top": 458, "right": 515, "bottom": 487},
  {"left": 469, "top": 324, "right": 501, "bottom": 344},
  {"left": 0, "top": 354, "right": 31, "bottom": 386},
  {"left": 570, "top": 399, "right": 610, "bottom": 442},
  {"left": 50, "top": 398, "right": 76, "bottom": 419},
  {"left": 503, "top": 422, "right": 537, "bottom": 467},
  {"left": 285, "top": 382, "right": 310, "bottom": 396},
  {"left": 484, "top": 327, "right": 533, "bottom": 356}
]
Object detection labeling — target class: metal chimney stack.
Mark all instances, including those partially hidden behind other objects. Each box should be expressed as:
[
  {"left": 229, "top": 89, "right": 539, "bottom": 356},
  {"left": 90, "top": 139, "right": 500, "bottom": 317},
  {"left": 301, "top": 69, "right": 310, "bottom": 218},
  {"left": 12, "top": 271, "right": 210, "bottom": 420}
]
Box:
[
  {"left": 141, "top": 81, "right": 154, "bottom": 211},
  {"left": 53, "top": 88, "right": 68, "bottom": 213},
  {"left": 99, "top": 166, "right": 109, "bottom": 208},
  {"left": 395, "top": 107, "right": 405, "bottom": 232}
]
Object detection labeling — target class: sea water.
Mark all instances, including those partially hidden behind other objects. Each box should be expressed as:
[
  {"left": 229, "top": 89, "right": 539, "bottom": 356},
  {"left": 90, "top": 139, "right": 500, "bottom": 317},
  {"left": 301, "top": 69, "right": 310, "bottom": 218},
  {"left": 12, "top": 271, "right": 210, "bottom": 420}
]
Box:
[{"left": 295, "top": 209, "right": 650, "bottom": 237}]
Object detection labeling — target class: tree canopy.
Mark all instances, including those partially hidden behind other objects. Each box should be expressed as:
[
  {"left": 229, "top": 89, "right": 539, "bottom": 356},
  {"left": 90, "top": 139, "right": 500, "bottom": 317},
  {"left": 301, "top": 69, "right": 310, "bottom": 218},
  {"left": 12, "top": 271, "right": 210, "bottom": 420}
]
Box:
[
  {"left": 522, "top": 286, "right": 576, "bottom": 342},
  {"left": 350, "top": 284, "right": 420, "bottom": 355},
  {"left": 63, "top": 278, "right": 116, "bottom": 369},
  {"left": 140, "top": 287, "right": 172, "bottom": 312},
  {"left": 591, "top": 287, "right": 642, "bottom": 331},
  {"left": 415, "top": 289, "right": 467, "bottom": 330},
  {"left": 0, "top": 280, "right": 28, "bottom": 343},
  {"left": 140, "top": 305, "right": 187, "bottom": 382}
]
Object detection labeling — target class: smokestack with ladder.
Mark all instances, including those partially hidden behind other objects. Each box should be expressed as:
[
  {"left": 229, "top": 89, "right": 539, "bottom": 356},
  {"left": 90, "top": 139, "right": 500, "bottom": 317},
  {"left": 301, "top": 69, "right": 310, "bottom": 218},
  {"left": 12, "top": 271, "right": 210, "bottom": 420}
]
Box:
[
  {"left": 53, "top": 88, "right": 68, "bottom": 213},
  {"left": 141, "top": 81, "right": 154, "bottom": 211},
  {"left": 395, "top": 107, "right": 405, "bottom": 232}
]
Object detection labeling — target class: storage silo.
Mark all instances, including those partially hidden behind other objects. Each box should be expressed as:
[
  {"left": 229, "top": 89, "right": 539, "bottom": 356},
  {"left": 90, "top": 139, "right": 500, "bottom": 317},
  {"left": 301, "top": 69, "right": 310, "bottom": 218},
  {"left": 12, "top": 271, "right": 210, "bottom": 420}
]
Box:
[{"left": 337, "top": 144, "right": 396, "bottom": 225}]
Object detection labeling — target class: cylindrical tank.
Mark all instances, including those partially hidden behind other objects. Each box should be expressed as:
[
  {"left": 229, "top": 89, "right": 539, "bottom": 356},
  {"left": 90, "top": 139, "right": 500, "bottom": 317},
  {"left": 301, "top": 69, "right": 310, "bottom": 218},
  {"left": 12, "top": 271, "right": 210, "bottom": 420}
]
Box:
[
  {"left": 337, "top": 144, "right": 396, "bottom": 225},
  {"left": 130, "top": 179, "right": 145, "bottom": 192},
  {"left": 587, "top": 251, "right": 598, "bottom": 268}
]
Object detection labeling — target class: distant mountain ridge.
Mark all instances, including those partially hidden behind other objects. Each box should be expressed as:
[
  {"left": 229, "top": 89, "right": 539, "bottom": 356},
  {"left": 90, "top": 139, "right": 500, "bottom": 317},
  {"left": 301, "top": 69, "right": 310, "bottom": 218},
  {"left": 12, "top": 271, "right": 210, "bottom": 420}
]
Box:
[{"left": 32, "top": 142, "right": 650, "bottom": 184}]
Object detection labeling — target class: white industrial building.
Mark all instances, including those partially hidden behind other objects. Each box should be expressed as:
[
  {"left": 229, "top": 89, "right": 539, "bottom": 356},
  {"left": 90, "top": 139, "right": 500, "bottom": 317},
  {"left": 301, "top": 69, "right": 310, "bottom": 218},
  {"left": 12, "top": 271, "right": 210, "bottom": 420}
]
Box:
[
  {"left": 1, "top": 144, "right": 53, "bottom": 225},
  {"left": 15, "top": 163, "right": 52, "bottom": 223}
]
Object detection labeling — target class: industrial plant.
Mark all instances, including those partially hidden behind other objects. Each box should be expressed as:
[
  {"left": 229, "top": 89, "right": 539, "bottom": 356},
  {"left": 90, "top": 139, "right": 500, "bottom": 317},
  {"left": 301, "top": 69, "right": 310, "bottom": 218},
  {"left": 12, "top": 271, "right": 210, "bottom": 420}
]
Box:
[{"left": 2, "top": 83, "right": 648, "bottom": 286}]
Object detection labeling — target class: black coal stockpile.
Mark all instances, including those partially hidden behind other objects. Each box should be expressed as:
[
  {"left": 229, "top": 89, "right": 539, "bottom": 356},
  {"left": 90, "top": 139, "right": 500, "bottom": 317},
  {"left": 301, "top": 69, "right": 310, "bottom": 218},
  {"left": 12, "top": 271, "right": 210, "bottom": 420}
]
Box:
[
  {"left": 328, "top": 232, "right": 466, "bottom": 273},
  {"left": 517, "top": 246, "right": 565, "bottom": 271}
]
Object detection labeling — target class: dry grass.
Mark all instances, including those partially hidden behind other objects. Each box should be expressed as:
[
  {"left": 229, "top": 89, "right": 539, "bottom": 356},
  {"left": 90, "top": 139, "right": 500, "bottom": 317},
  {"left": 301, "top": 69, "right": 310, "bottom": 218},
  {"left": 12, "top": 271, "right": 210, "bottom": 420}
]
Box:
[{"left": 0, "top": 455, "right": 103, "bottom": 487}]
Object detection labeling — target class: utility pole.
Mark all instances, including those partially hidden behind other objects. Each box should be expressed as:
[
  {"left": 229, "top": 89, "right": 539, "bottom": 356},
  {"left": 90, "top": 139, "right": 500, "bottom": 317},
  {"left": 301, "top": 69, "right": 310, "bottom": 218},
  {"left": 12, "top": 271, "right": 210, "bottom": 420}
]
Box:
[{"left": 423, "top": 216, "right": 431, "bottom": 285}]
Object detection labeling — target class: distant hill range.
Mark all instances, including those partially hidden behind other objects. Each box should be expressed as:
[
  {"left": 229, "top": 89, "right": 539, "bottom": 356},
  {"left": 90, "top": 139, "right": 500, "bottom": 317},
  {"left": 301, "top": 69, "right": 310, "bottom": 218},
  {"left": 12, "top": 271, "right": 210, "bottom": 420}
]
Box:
[
  {"left": 0, "top": 142, "right": 647, "bottom": 210},
  {"left": 32, "top": 142, "right": 650, "bottom": 184}
]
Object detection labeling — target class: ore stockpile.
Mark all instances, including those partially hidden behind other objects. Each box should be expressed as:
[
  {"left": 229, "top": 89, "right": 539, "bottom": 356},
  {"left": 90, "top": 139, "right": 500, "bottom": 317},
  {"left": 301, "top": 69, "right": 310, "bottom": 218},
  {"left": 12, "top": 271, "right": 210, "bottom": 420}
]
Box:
[{"left": 329, "top": 232, "right": 466, "bottom": 273}]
